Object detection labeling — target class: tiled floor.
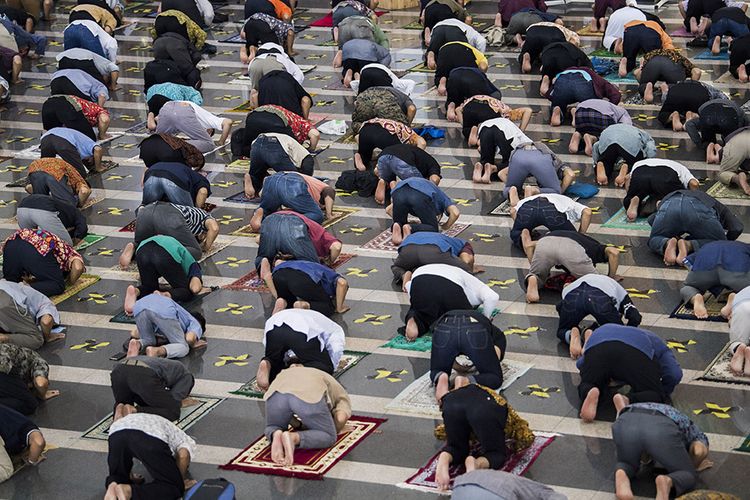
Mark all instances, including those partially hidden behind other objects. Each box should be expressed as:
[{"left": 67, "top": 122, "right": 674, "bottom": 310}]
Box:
[{"left": 2, "top": 0, "right": 750, "bottom": 498}]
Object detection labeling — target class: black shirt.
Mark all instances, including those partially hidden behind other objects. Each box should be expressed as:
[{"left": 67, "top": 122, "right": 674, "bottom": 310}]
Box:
[
  {"left": 380, "top": 144, "right": 442, "bottom": 178},
  {"left": 711, "top": 6, "right": 750, "bottom": 25},
  {"left": 18, "top": 194, "right": 88, "bottom": 239},
  {"left": 545, "top": 230, "right": 607, "bottom": 264}
]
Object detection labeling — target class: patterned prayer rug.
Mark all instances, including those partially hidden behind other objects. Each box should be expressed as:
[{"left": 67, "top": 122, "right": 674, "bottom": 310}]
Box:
[
  {"left": 405, "top": 62, "right": 435, "bottom": 73},
  {"left": 223, "top": 254, "right": 356, "bottom": 291},
  {"left": 223, "top": 191, "right": 260, "bottom": 204},
  {"left": 82, "top": 395, "right": 224, "bottom": 440},
  {"left": 696, "top": 50, "right": 730, "bottom": 60},
  {"left": 74, "top": 234, "right": 106, "bottom": 251},
  {"left": 588, "top": 48, "right": 619, "bottom": 58},
  {"left": 385, "top": 361, "right": 534, "bottom": 418},
  {"left": 310, "top": 11, "right": 385, "bottom": 27},
  {"left": 670, "top": 295, "right": 727, "bottom": 322},
  {"left": 706, "top": 181, "right": 749, "bottom": 199},
  {"left": 119, "top": 203, "right": 216, "bottom": 231},
  {"left": 230, "top": 351, "right": 369, "bottom": 398},
  {"left": 381, "top": 333, "right": 432, "bottom": 352},
  {"left": 601, "top": 207, "right": 651, "bottom": 231},
  {"left": 219, "top": 415, "right": 386, "bottom": 479},
  {"left": 51, "top": 274, "right": 101, "bottom": 305},
  {"left": 361, "top": 223, "right": 470, "bottom": 251},
  {"left": 231, "top": 208, "right": 359, "bottom": 236},
  {"left": 576, "top": 25, "right": 602, "bottom": 36},
  {"left": 670, "top": 26, "right": 693, "bottom": 37},
  {"left": 700, "top": 344, "right": 750, "bottom": 386},
  {"left": 604, "top": 72, "right": 638, "bottom": 84},
  {"left": 198, "top": 239, "right": 234, "bottom": 262},
  {"left": 397, "top": 432, "right": 557, "bottom": 493},
  {"left": 736, "top": 435, "right": 750, "bottom": 452}
]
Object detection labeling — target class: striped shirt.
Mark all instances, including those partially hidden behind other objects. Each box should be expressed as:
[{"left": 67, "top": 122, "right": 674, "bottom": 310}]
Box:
[{"left": 170, "top": 204, "right": 212, "bottom": 234}]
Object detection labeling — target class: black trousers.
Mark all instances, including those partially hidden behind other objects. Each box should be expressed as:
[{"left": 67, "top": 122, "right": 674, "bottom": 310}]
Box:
[
  {"left": 461, "top": 100, "right": 502, "bottom": 140},
  {"left": 445, "top": 68, "right": 501, "bottom": 109},
  {"left": 623, "top": 24, "right": 662, "bottom": 73},
  {"left": 40, "top": 134, "right": 88, "bottom": 176},
  {"left": 426, "top": 25, "right": 466, "bottom": 58},
  {"left": 139, "top": 135, "right": 185, "bottom": 168},
  {"left": 57, "top": 56, "right": 105, "bottom": 83},
  {"left": 42, "top": 96, "right": 96, "bottom": 141},
  {"left": 638, "top": 55, "right": 686, "bottom": 97},
  {"left": 50, "top": 75, "right": 91, "bottom": 102},
  {"left": 434, "top": 42, "right": 478, "bottom": 87},
  {"left": 0, "top": 372, "right": 38, "bottom": 415},
  {"left": 658, "top": 81, "right": 710, "bottom": 128},
  {"left": 110, "top": 364, "right": 183, "bottom": 421},
  {"left": 273, "top": 268, "right": 335, "bottom": 317},
  {"left": 597, "top": 143, "right": 645, "bottom": 178},
  {"left": 441, "top": 384, "right": 508, "bottom": 469},
  {"left": 357, "top": 123, "right": 401, "bottom": 165},
  {"left": 135, "top": 241, "right": 194, "bottom": 303},
  {"left": 623, "top": 165, "right": 683, "bottom": 217},
  {"left": 540, "top": 44, "right": 590, "bottom": 80},
  {"left": 391, "top": 184, "right": 440, "bottom": 232},
  {"left": 264, "top": 324, "right": 335, "bottom": 383},
  {"left": 520, "top": 25, "right": 566, "bottom": 65},
  {"left": 2, "top": 238, "right": 65, "bottom": 296},
  {"left": 578, "top": 341, "right": 666, "bottom": 405},
  {"left": 358, "top": 67, "right": 392, "bottom": 94},
  {"left": 430, "top": 311, "right": 505, "bottom": 389},
  {"left": 407, "top": 275, "right": 473, "bottom": 335},
  {"left": 106, "top": 430, "right": 184, "bottom": 500},
  {"left": 479, "top": 126, "right": 513, "bottom": 165}
]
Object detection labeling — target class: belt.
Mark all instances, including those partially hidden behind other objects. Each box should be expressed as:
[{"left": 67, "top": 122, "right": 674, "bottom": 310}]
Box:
[
  {"left": 123, "top": 359, "right": 148, "bottom": 368},
  {"left": 621, "top": 406, "right": 664, "bottom": 417}
]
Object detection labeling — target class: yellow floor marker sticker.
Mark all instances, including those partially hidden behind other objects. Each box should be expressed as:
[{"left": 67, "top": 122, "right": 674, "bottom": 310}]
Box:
[
  {"left": 504, "top": 326, "right": 542, "bottom": 339},
  {"left": 440, "top": 162, "right": 466, "bottom": 169},
  {"left": 345, "top": 268, "right": 377, "bottom": 278},
  {"left": 368, "top": 368, "right": 408, "bottom": 382},
  {"left": 88, "top": 248, "right": 114, "bottom": 256},
  {"left": 666, "top": 338, "right": 696, "bottom": 353},
  {"left": 0, "top": 200, "right": 17, "bottom": 207},
  {"left": 211, "top": 181, "right": 237, "bottom": 188},
  {"left": 693, "top": 402, "right": 735, "bottom": 419},
  {"left": 471, "top": 232, "right": 501, "bottom": 242},
  {"left": 216, "top": 257, "right": 251, "bottom": 267},
  {"left": 354, "top": 314, "right": 391, "bottom": 325},
  {"left": 106, "top": 174, "right": 132, "bottom": 181},
  {"left": 217, "top": 215, "right": 243, "bottom": 225},
  {"left": 215, "top": 354, "right": 251, "bottom": 367},
  {"left": 487, "top": 278, "right": 516, "bottom": 289},
  {"left": 453, "top": 198, "right": 476, "bottom": 207},
  {"left": 77, "top": 292, "right": 116, "bottom": 304},
  {"left": 339, "top": 225, "right": 370, "bottom": 235},
  {"left": 625, "top": 288, "right": 658, "bottom": 299},
  {"left": 520, "top": 384, "right": 560, "bottom": 398},
  {"left": 70, "top": 339, "right": 111, "bottom": 352},
  {"left": 215, "top": 303, "right": 254, "bottom": 315},
  {"left": 0, "top": 165, "right": 26, "bottom": 173},
  {"left": 97, "top": 207, "right": 128, "bottom": 216}
]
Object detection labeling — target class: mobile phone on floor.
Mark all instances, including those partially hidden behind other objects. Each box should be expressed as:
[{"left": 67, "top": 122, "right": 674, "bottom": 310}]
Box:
[{"left": 109, "top": 352, "right": 126, "bottom": 361}]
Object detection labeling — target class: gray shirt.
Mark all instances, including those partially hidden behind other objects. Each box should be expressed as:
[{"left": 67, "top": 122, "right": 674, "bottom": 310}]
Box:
[
  {"left": 341, "top": 38, "right": 392, "bottom": 66},
  {"left": 0, "top": 279, "right": 59, "bottom": 325},
  {"left": 592, "top": 123, "right": 657, "bottom": 165},
  {"left": 121, "top": 356, "right": 194, "bottom": 401},
  {"left": 453, "top": 470, "right": 567, "bottom": 500}
]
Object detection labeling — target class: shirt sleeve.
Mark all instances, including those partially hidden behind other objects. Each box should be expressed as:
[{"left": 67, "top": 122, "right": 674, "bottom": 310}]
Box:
[
  {"left": 466, "top": 26, "right": 487, "bottom": 53},
  {"left": 91, "top": 78, "right": 109, "bottom": 101},
  {"left": 324, "top": 323, "right": 346, "bottom": 369},
  {"left": 437, "top": 189, "right": 455, "bottom": 214},
  {"left": 325, "top": 375, "right": 352, "bottom": 421},
  {"left": 176, "top": 303, "right": 203, "bottom": 338},
  {"left": 23, "top": 285, "right": 60, "bottom": 325},
  {"left": 187, "top": 102, "right": 224, "bottom": 131},
  {"left": 195, "top": 0, "right": 214, "bottom": 25},
  {"left": 652, "top": 334, "right": 682, "bottom": 395},
  {"left": 168, "top": 367, "right": 195, "bottom": 401},
  {"left": 469, "top": 274, "right": 500, "bottom": 316}
]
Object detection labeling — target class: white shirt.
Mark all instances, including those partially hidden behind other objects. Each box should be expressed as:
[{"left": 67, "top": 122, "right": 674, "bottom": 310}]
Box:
[
  {"left": 254, "top": 43, "right": 304, "bottom": 84},
  {"left": 56, "top": 48, "right": 119, "bottom": 74},
  {"left": 432, "top": 18, "right": 487, "bottom": 53},
  {"left": 562, "top": 274, "right": 630, "bottom": 309},
  {"left": 264, "top": 309, "right": 345, "bottom": 369},
  {"left": 350, "top": 63, "right": 416, "bottom": 95},
  {"left": 733, "top": 286, "right": 750, "bottom": 310},
  {"left": 181, "top": 101, "right": 225, "bottom": 131},
  {"left": 515, "top": 193, "right": 587, "bottom": 224},
  {"left": 478, "top": 117, "right": 533, "bottom": 150},
  {"left": 407, "top": 264, "right": 499, "bottom": 317},
  {"left": 603, "top": 6, "right": 646, "bottom": 50},
  {"left": 66, "top": 20, "right": 118, "bottom": 62},
  {"left": 195, "top": 0, "right": 214, "bottom": 25},
  {"left": 630, "top": 158, "right": 697, "bottom": 188},
  {"left": 109, "top": 413, "right": 197, "bottom": 458}
]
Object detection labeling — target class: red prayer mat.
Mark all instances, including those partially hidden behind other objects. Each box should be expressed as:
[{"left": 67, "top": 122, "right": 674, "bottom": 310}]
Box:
[
  {"left": 310, "top": 10, "right": 386, "bottom": 27},
  {"left": 219, "top": 415, "right": 386, "bottom": 479}
]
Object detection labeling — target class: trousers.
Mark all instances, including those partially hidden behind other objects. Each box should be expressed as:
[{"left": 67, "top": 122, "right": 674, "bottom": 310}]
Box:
[
  {"left": 255, "top": 214, "right": 319, "bottom": 271},
  {"left": 110, "top": 364, "right": 182, "bottom": 421},
  {"left": 623, "top": 165, "right": 683, "bottom": 217},
  {"left": 273, "top": 268, "right": 335, "bottom": 317},
  {"left": 391, "top": 185, "right": 440, "bottom": 232},
  {"left": 0, "top": 372, "right": 38, "bottom": 415},
  {"left": 0, "top": 290, "right": 44, "bottom": 350},
  {"left": 265, "top": 394, "right": 337, "bottom": 449},
  {"left": 28, "top": 171, "right": 78, "bottom": 206},
  {"left": 509, "top": 197, "right": 575, "bottom": 248},
  {"left": 408, "top": 275, "right": 473, "bottom": 336},
  {"left": 390, "top": 243, "right": 472, "bottom": 280},
  {"left": 264, "top": 324, "right": 334, "bottom": 383},
  {"left": 136, "top": 241, "right": 194, "bottom": 303},
  {"left": 647, "top": 194, "right": 727, "bottom": 256},
  {"left": 528, "top": 236, "right": 597, "bottom": 283},
  {"left": 680, "top": 266, "right": 750, "bottom": 303},
  {"left": 142, "top": 177, "right": 194, "bottom": 207},
  {"left": 1, "top": 238, "right": 65, "bottom": 297},
  {"left": 135, "top": 308, "right": 189, "bottom": 359},
  {"left": 555, "top": 283, "right": 623, "bottom": 343},
  {"left": 16, "top": 207, "right": 73, "bottom": 245},
  {"left": 260, "top": 173, "right": 323, "bottom": 224},
  {"left": 40, "top": 134, "right": 88, "bottom": 176},
  {"left": 135, "top": 203, "right": 201, "bottom": 261},
  {"left": 504, "top": 148, "right": 562, "bottom": 198}
]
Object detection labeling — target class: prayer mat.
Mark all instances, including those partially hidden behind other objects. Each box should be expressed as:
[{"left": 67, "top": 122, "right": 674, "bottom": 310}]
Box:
[
  {"left": 736, "top": 435, "right": 750, "bottom": 453},
  {"left": 310, "top": 10, "right": 385, "bottom": 27},
  {"left": 219, "top": 415, "right": 386, "bottom": 479},
  {"left": 109, "top": 290, "right": 213, "bottom": 325},
  {"left": 714, "top": 71, "right": 738, "bottom": 83},
  {"left": 405, "top": 62, "right": 435, "bottom": 73},
  {"left": 231, "top": 207, "right": 358, "bottom": 236},
  {"left": 361, "top": 223, "right": 470, "bottom": 251},
  {"left": 119, "top": 203, "right": 217, "bottom": 231},
  {"left": 576, "top": 25, "right": 602, "bottom": 36},
  {"left": 226, "top": 159, "right": 250, "bottom": 173},
  {"left": 231, "top": 350, "right": 369, "bottom": 398},
  {"left": 588, "top": 48, "right": 619, "bottom": 58},
  {"left": 605, "top": 72, "right": 638, "bottom": 84},
  {"left": 223, "top": 253, "right": 356, "bottom": 291},
  {"left": 198, "top": 239, "right": 234, "bottom": 262},
  {"left": 397, "top": 432, "right": 557, "bottom": 493},
  {"left": 80, "top": 195, "right": 103, "bottom": 210},
  {"left": 402, "top": 20, "right": 423, "bottom": 29},
  {"left": 82, "top": 395, "right": 224, "bottom": 440},
  {"left": 220, "top": 33, "right": 243, "bottom": 43},
  {"left": 121, "top": 121, "right": 150, "bottom": 136},
  {"left": 228, "top": 100, "right": 254, "bottom": 113},
  {"left": 601, "top": 207, "right": 651, "bottom": 231},
  {"left": 6, "top": 177, "right": 28, "bottom": 187},
  {"left": 89, "top": 160, "right": 120, "bottom": 177},
  {"left": 670, "top": 26, "right": 693, "bottom": 37},
  {"left": 74, "top": 234, "right": 106, "bottom": 251},
  {"left": 670, "top": 295, "right": 727, "bottom": 322},
  {"left": 696, "top": 50, "right": 730, "bottom": 60},
  {"left": 700, "top": 343, "right": 750, "bottom": 386},
  {"left": 381, "top": 333, "right": 432, "bottom": 352},
  {"left": 706, "top": 181, "right": 749, "bottom": 199},
  {"left": 50, "top": 274, "right": 101, "bottom": 305},
  {"left": 385, "top": 361, "right": 534, "bottom": 418},
  {"left": 223, "top": 191, "right": 260, "bottom": 204},
  {"left": 622, "top": 93, "right": 647, "bottom": 106},
  {"left": 322, "top": 80, "right": 352, "bottom": 91}
]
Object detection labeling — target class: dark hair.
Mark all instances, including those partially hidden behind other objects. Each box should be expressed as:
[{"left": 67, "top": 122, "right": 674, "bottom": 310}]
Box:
[{"left": 192, "top": 312, "right": 206, "bottom": 333}]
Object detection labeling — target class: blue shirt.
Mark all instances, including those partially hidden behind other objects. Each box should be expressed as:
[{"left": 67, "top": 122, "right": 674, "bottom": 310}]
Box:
[
  {"left": 392, "top": 177, "right": 455, "bottom": 215},
  {"left": 685, "top": 240, "right": 750, "bottom": 273},
  {"left": 146, "top": 82, "right": 203, "bottom": 106},
  {"left": 51, "top": 69, "right": 109, "bottom": 101},
  {"left": 577, "top": 324, "right": 682, "bottom": 395},
  {"left": 273, "top": 260, "right": 339, "bottom": 296},
  {"left": 399, "top": 232, "right": 466, "bottom": 256},
  {"left": 556, "top": 68, "right": 592, "bottom": 81},
  {"left": 41, "top": 128, "right": 97, "bottom": 158},
  {"left": 623, "top": 403, "right": 708, "bottom": 447},
  {"left": 132, "top": 294, "right": 203, "bottom": 338}
]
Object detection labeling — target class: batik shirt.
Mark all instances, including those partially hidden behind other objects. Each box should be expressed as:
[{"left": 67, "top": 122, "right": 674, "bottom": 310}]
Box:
[
  {"left": 2, "top": 229, "right": 82, "bottom": 271},
  {"left": 0, "top": 344, "right": 50, "bottom": 383}
]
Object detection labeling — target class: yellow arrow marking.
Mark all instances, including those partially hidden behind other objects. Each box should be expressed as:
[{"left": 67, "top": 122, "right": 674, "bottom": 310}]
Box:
[
  {"left": 487, "top": 278, "right": 516, "bottom": 288},
  {"left": 354, "top": 313, "right": 391, "bottom": 325},
  {"left": 215, "top": 257, "right": 251, "bottom": 267},
  {"left": 214, "top": 354, "right": 251, "bottom": 367},
  {"left": 345, "top": 267, "right": 378, "bottom": 277},
  {"left": 70, "top": 339, "right": 111, "bottom": 351},
  {"left": 215, "top": 303, "right": 254, "bottom": 315}
]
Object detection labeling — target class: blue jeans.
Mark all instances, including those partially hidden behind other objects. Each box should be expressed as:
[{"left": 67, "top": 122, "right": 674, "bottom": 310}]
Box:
[
  {"left": 509, "top": 197, "right": 574, "bottom": 247},
  {"left": 134, "top": 309, "right": 190, "bottom": 359},
  {"left": 249, "top": 135, "right": 298, "bottom": 193},
  {"left": 647, "top": 194, "right": 728, "bottom": 255},
  {"left": 142, "top": 177, "right": 194, "bottom": 207},
  {"left": 391, "top": 185, "right": 440, "bottom": 233},
  {"left": 1, "top": 19, "right": 46, "bottom": 55},
  {"left": 63, "top": 24, "right": 106, "bottom": 58},
  {"left": 260, "top": 173, "right": 324, "bottom": 224},
  {"left": 708, "top": 18, "right": 750, "bottom": 47},
  {"left": 549, "top": 73, "right": 596, "bottom": 117},
  {"left": 555, "top": 283, "right": 623, "bottom": 343},
  {"left": 255, "top": 213, "right": 319, "bottom": 270},
  {"left": 377, "top": 154, "right": 421, "bottom": 183}
]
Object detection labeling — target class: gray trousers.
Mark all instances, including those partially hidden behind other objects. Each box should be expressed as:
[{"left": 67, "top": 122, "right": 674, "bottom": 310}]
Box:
[
  {"left": 135, "top": 203, "right": 202, "bottom": 261},
  {"left": 134, "top": 308, "right": 189, "bottom": 359},
  {"left": 264, "top": 393, "right": 337, "bottom": 450},
  {"left": 391, "top": 244, "right": 472, "bottom": 281},
  {"left": 680, "top": 266, "right": 750, "bottom": 304},
  {"left": 527, "top": 236, "right": 597, "bottom": 283},
  {"left": 0, "top": 291, "right": 43, "bottom": 350},
  {"left": 612, "top": 409, "right": 697, "bottom": 496},
  {"left": 16, "top": 207, "right": 74, "bottom": 245}
]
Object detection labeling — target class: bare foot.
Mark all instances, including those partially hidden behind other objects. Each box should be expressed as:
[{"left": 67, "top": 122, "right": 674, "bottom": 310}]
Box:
[
  {"left": 730, "top": 345, "right": 745, "bottom": 375},
  {"left": 643, "top": 82, "right": 654, "bottom": 103},
  {"left": 550, "top": 106, "right": 562, "bottom": 126},
  {"left": 626, "top": 196, "right": 639, "bottom": 222},
  {"left": 464, "top": 455, "right": 476, "bottom": 472},
  {"left": 744, "top": 345, "right": 750, "bottom": 377},
  {"left": 569, "top": 132, "right": 581, "bottom": 154},
  {"left": 273, "top": 297, "right": 287, "bottom": 315},
  {"left": 281, "top": 431, "right": 296, "bottom": 466},
  {"left": 613, "top": 393, "right": 630, "bottom": 414},
  {"left": 336, "top": 305, "right": 351, "bottom": 314},
  {"left": 663, "top": 238, "right": 678, "bottom": 266},
  {"left": 119, "top": 242, "right": 135, "bottom": 269},
  {"left": 676, "top": 239, "right": 691, "bottom": 266},
  {"left": 655, "top": 474, "right": 673, "bottom": 500},
  {"left": 583, "top": 134, "right": 594, "bottom": 157},
  {"left": 435, "top": 372, "right": 450, "bottom": 403},
  {"left": 481, "top": 163, "right": 496, "bottom": 184},
  {"left": 526, "top": 275, "right": 540, "bottom": 303},
  {"left": 124, "top": 285, "right": 138, "bottom": 315},
  {"left": 271, "top": 430, "right": 285, "bottom": 464},
  {"left": 569, "top": 327, "right": 583, "bottom": 360},
  {"left": 615, "top": 469, "right": 634, "bottom": 500},
  {"left": 522, "top": 52, "right": 532, "bottom": 73},
  {"left": 145, "top": 345, "right": 167, "bottom": 357},
  {"left": 596, "top": 163, "right": 608, "bottom": 185},
  {"left": 126, "top": 338, "right": 141, "bottom": 357},
  {"left": 391, "top": 223, "right": 403, "bottom": 245},
  {"left": 693, "top": 294, "right": 708, "bottom": 319},
  {"left": 473, "top": 162, "right": 483, "bottom": 183},
  {"left": 580, "top": 387, "right": 599, "bottom": 422},
  {"left": 614, "top": 174, "right": 627, "bottom": 188},
  {"left": 256, "top": 359, "right": 271, "bottom": 391},
  {"left": 104, "top": 482, "right": 118, "bottom": 500},
  {"left": 435, "top": 454, "right": 451, "bottom": 491},
  {"left": 711, "top": 35, "right": 722, "bottom": 54}
]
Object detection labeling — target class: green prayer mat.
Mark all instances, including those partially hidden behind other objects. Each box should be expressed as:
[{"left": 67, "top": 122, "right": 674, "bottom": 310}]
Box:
[
  {"left": 230, "top": 351, "right": 369, "bottom": 398},
  {"left": 706, "top": 181, "right": 749, "bottom": 199},
  {"left": 588, "top": 48, "right": 620, "bottom": 58},
  {"left": 601, "top": 207, "right": 651, "bottom": 231},
  {"left": 74, "top": 234, "right": 106, "bottom": 251},
  {"left": 736, "top": 435, "right": 750, "bottom": 453},
  {"left": 402, "top": 20, "right": 423, "bottom": 29},
  {"left": 381, "top": 333, "right": 432, "bottom": 352},
  {"left": 405, "top": 62, "right": 435, "bottom": 73}
]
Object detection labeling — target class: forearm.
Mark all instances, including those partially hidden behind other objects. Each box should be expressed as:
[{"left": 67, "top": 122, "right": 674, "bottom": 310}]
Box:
[
  {"left": 579, "top": 210, "right": 591, "bottom": 233},
  {"left": 175, "top": 450, "right": 191, "bottom": 479}
]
